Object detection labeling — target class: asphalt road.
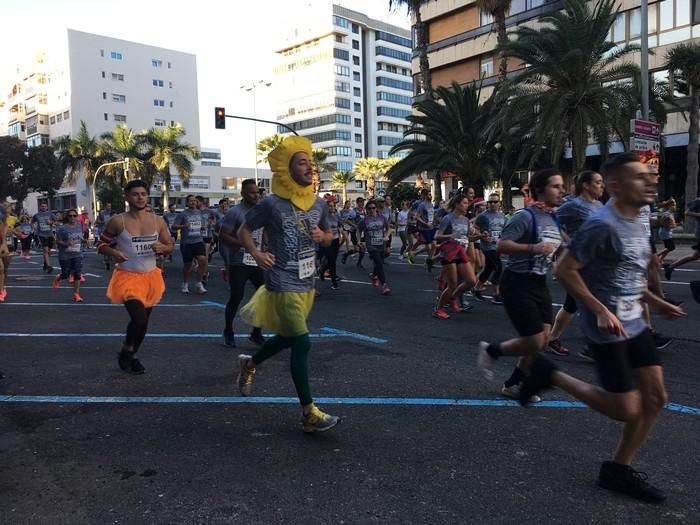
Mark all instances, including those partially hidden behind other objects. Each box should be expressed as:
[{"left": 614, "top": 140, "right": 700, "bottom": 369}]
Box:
[{"left": 1, "top": 241, "right": 699, "bottom": 524}]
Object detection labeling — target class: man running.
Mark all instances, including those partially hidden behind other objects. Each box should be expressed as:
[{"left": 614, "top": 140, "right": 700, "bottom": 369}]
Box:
[
  {"left": 196, "top": 195, "right": 216, "bottom": 266},
  {"left": 473, "top": 193, "right": 507, "bottom": 305},
  {"left": 412, "top": 189, "right": 437, "bottom": 271},
  {"left": 664, "top": 194, "right": 700, "bottom": 279},
  {"left": 235, "top": 135, "right": 339, "bottom": 433},
  {"left": 341, "top": 197, "right": 366, "bottom": 268},
  {"left": 52, "top": 209, "right": 85, "bottom": 302},
  {"left": 359, "top": 199, "right": 391, "bottom": 295},
  {"left": 97, "top": 180, "right": 173, "bottom": 374},
  {"left": 477, "top": 168, "right": 564, "bottom": 402},
  {"left": 519, "top": 152, "right": 684, "bottom": 503},
  {"left": 95, "top": 202, "right": 114, "bottom": 269},
  {"left": 219, "top": 179, "right": 265, "bottom": 348},
  {"left": 32, "top": 203, "right": 56, "bottom": 273},
  {"left": 174, "top": 195, "right": 207, "bottom": 294}
]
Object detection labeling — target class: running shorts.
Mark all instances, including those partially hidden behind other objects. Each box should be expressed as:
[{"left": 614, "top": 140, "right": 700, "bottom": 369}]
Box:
[
  {"left": 203, "top": 237, "right": 213, "bottom": 244},
  {"left": 39, "top": 236, "right": 54, "bottom": 249},
  {"left": 563, "top": 292, "right": 577, "bottom": 314},
  {"left": 441, "top": 243, "right": 469, "bottom": 265},
  {"left": 180, "top": 242, "right": 206, "bottom": 263},
  {"left": 662, "top": 238, "right": 675, "bottom": 252},
  {"left": 500, "top": 270, "right": 553, "bottom": 336},
  {"left": 419, "top": 228, "right": 436, "bottom": 244},
  {"left": 59, "top": 257, "right": 83, "bottom": 280}
]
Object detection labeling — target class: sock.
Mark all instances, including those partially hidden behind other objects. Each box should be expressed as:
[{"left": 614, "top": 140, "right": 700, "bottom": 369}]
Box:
[
  {"left": 486, "top": 343, "right": 502, "bottom": 359},
  {"left": 504, "top": 366, "right": 525, "bottom": 388}
]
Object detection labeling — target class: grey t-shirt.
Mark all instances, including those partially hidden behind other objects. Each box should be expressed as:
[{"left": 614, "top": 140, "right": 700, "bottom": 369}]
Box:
[
  {"left": 555, "top": 197, "right": 603, "bottom": 236},
  {"left": 243, "top": 195, "right": 329, "bottom": 292},
  {"left": 175, "top": 209, "right": 204, "bottom": 245},
  {"left": 657, "top": 210, "right": 674, "bottom": 240},
  {"left": 416, "top": 201, "right": 434, "bottom": 230},
  {"left": 220, "top": 202, "right": 262, "bottom": 267},
  {"left": 569, "top": 203, "right": 650, "bottom": 344},
  {"left": 200, "top": 208, "right": 216, "bottom": 238},
  {"left": 32, "top": 211, "right": 55, "bottom": 238},
  {"left": 474, "top": 210, "right": 506, "bottom": 251},
  {"left": 328, "top": 211, "right": 341, "bottom": 240},
  {"left": 438, "top": 213, "right": 470, "bottom": 245},
  {"left": 688, "top": 198, "right": 700, "bottom": 240},
  {"left": 164, "top": 212, "right": 178, "bottom": 230},
  {"left": 360, "top": 214, "right": 387, "bottom": 250},
  {"left": 501, "top": 207, "right": 562, "bottom": 275},
  {"left": 57, "top": 223, "right": 84, "bottom": 260}
]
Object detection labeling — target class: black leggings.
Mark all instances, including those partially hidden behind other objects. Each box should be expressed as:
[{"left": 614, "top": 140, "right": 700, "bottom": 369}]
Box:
[
  {"left": 124, "top": 300, "right": 153, "bottom": 352},
  {"left": 368, "top": 249, "right": 386, "bottom": 284},
  {"left": 478, "top": 250, "right": 503, "bottom": 285},
  {"left": 20, "top": 237, "right": 32, "bottom": 252},
  {"left": 319, "top": 238, "right": 340, "bottom": 282},
  {"left": 225, "top": 265, "right": 264, "bottom": 334}
]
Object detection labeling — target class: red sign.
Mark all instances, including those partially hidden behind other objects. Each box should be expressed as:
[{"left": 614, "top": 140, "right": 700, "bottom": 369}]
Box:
[{"left": 630, "top": 119, "right": 660, "bottom": 138}]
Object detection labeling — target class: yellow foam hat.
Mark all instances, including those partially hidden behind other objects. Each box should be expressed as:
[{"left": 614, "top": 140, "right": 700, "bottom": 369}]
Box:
[{"left": 268, "top": 136, "right": 316, "bottom": 211}]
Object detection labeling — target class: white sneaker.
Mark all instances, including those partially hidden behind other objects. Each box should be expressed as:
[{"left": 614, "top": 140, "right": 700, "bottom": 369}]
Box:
[
  {"left": 477, "top": 341, "right": 496, "bottom": 381},
  {"left": 181, "top": 283, "right": 189, "bottom": 294},
  {"left": 196, "top": 282, "right": 207, "bottom": 294},
  {"left": 501, "top": 383, "right": 541, "bottom": 403}
]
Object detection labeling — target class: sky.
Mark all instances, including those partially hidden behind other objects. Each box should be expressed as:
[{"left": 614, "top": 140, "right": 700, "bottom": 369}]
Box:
[{"left": 1, "top": 0, "right": 410, "bottom": 168}]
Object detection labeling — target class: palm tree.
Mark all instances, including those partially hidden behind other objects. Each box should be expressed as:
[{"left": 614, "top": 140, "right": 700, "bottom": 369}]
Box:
[
  {"left": 311, "top": 148, "right": 336, "bottom": 194},
  {"left": 256, "top": 133, "right": 285, "bottom": 165},
  {"left": 141, "top": 123, "right": 200, "bottom": 209},
  {"left": 99, "top": 125, "right": 152, "bottom": 186},
  {"left": 353, "top": 157, "right": 398, "bottom": 198},
  {"left": 476, "top": 0, "right": 513, "bottom": 81},
  {"left": 666, "top": 43, "right": 700, "bottom": 233},
  {"left": 496, "top": 0, "right": 639, "bottom": 174},
  {"left": 331, "top": 171, "right": 356, "bottom": 203},
  {"left": 386, "top": 81, "right": 494, "bottom": 191}
]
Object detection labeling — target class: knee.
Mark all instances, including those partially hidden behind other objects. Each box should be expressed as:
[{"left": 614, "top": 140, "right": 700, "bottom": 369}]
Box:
[
  {"left": 525, "top": 333, "right": 547, "bottom": 354},
  {"left": 643, "top": 389, "right": 668, "bottom": 415}
]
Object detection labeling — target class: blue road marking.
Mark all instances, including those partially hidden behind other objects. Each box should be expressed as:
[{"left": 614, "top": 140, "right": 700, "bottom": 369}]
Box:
[
  {"left": 320, "top": 327, "right": 388, "bottom": 344},
  {"left": 0, "top": 395, "right": 697, "bottom": 415}
]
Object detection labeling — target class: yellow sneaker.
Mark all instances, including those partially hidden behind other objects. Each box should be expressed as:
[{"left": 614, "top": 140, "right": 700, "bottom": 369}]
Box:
[
  {"left": 301, "top": 404, "right": 340, "bottom": 433},
  {"left": 236, "top": 354, "right": 255, "bottom": 396}
]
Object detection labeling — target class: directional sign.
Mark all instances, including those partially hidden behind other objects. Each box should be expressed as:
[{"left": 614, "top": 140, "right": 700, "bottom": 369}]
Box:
[
  {"left": 630, "top": 136, "right": 660, "bottom": 153},
  {"left": 630, "top": 119, "right": 661, "bottom": 139}
]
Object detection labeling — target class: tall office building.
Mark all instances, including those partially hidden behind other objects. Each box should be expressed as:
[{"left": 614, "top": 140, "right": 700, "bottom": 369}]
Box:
[{"left": 274, "top": 2, "right": 413, "bottom": 194}]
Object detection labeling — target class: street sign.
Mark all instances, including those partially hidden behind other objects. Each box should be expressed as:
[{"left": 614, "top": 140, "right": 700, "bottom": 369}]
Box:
[
  {"left": 630, "top": 119, "right": 661, "bottom": 138},
  {"left": 630, "top": 136, "right": 660, "bottom": 153},
  {"left": 377, "top": 189, "right": 386, "bottom": 198}
]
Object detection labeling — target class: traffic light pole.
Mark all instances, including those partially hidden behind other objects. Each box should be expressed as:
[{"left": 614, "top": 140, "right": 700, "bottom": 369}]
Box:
[{"left": 221, "top": 113, "right": 299, "bottom": 136}]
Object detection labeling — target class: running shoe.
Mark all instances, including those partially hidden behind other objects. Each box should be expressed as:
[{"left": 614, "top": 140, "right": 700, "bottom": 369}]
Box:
[
  {"left": 196, "top": 282, "right": 207, "bottom": 294},
  {"left": 52, "top": 276, "right": 61, "bottom": 289},
  {"left": 249, "top": 331, "right": 265, "bottom": 347},
  {"left": 579, "top": 346, "right": 595, "bottom": 362},
  {"left": 502, "top": 383, "right": 541, "bottom": 403},
  {"left": 547, "top": 338, "right": 570, "bottom": 356},
  {"left": 130, "top": 358, "right": 145, "bottom": 374},
  {"left": 433, "top": 307, "right": 450, "bottom": 319},
  {"left": 472, "top": 289, "right": 486, "bottom": 302},
  {"left": 236, "top": 354, "right": 256, "bottom": 396},
  {"left": 477, "top": 341, "right": 495, "bottom": 381},
  {"left": 72, "top": 293, "right": 83, "bottom": 303},
  {"left": 490, "top": 294, "right": 503, "bottom": 305},
  {"left": 223, "top": 330, "right": 236, "bottom": 348},
  {"left": 220, "top": 267, "right": 228, "bottom": 283},
  {"left": 323, "top": 270, "right": 330, "bottom": 279},
  {"left": 181, "top": 283, "right": 189, "bottom": 294},
  {"left": 118, "top": 350, "right": 133, "bottom": 372},
  {"left": 450, "top": 299, "right": 461, "bottom": 313},
  {"left": 517, "top": 354, "right": 556, "bottom": 406},
  {"left": 598, "top": 461, "right": 666, "bottom": 504},
  {"left": 46, "top": 266, "right": 54, "bottom": 274},
  {"left": 406, "top": 253, "right": 414, "bottom": 264},
  {"left": 460, "top": 298, "right": 474, "bottom": 312},
  {"left": 0, "top": 289, "right": 6, "bottom": 302},
  {"left": 372, "top": 277, "right": 380, "bottom": 287},
  {"left": 651, "top": 331, "right": 672, "bottom": 350},
  {"left": 301, "top": 404, "right": 340, "bottom": 433},
  {"left": 341, "top": 252, "right": 349, "bottom": 264},
  {"left": 331, "top": 281, "right": 339, "bottom": 290},
  {"left": 382, "top": 284, "right": 391, "bottom": 295},
  {"left": 663, "top": 263, "right": 672, "bottom": 281}
]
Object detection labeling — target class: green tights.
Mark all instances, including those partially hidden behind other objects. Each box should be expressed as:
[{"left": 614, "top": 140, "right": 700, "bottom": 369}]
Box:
[{"left": 252, "top": 333, "right": 312, "bottom": 405}]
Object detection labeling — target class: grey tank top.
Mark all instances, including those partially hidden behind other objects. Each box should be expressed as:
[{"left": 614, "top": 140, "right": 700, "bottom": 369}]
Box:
[{"left": 116, "top": 215, "right": 159, "bottom": 273}]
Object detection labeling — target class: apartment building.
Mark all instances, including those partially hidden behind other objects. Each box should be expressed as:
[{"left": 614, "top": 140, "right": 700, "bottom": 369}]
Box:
[{"left": 274, "top": 2, "right": 413, "bottom": 195}]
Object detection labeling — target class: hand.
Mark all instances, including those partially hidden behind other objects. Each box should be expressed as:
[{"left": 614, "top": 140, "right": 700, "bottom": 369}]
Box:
[
  {"left": 112, "top": 250, "right": 129, "bottom": 263},
  {"left": 151, "top": 240, "right": 170, "bottom": 254},
  {"left": 310, "top": 225, "right": 326, "bottom": 243},
  {"left": 596, "top": 309, "right": 629, "bottom": 338},
  {"left": 254, "top": 251, "right": 275, "bottom": 270},
  {"left": 655, "top": 301, "right": 686, "bottom": 320},
  {"left": 533, "top": 242, "right": 557, "bottom": 255}
]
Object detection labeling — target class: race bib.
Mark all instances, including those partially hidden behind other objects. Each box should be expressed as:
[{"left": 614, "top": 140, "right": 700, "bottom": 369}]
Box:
[
  {"left": 298, "top": 249, "right": 316, "bottom": 279},
  {"left": 243, "top": 252, "right": 257, "bottom": 266},
  {"left": 491, "top": 229, "right": 502, "bottom": 241},
  {"left": 67, "top": 242, "right": 81, "bottom": 253},
  {"left": 39, "top": 222, "right": 51, "bottom": 232},
  {"left": 427, "top": 211, "right": 434, "bottom": 224},
  {"left": 132, "top": 234, "right": 157, "bottom": 257},
  {"left": 615, "top": 294, "right": 643, "bottom": 322},
  {"left": 188, "top": 219, "right": 202, "bottom": 236}
]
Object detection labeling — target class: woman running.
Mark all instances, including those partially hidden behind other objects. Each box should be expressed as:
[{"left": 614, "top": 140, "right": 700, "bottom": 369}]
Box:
[
  {"left": 319, "top": 198, "right": 341, "bottom": 289},
  {"left": 397, "top": 200, "right": 410, "bottom": 260},
  {"left": 52, "top": 208, "right": 85, "bottom": 302},
  {"left": 13, "top": 216, "right": 33, "bottom": 259}
]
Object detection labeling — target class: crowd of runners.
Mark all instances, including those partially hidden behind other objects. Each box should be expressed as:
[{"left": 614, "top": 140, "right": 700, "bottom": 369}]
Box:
[{"left": 1, "top": 143, "right": 699, "bottom": 505}]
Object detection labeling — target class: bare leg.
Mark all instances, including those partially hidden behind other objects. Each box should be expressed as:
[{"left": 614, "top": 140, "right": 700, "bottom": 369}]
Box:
[{"left": 549, "top": 308, "right": 574, "bottom": 340}]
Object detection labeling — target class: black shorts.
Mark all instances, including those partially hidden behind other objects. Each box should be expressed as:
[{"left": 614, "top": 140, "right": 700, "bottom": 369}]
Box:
[
  {"left": 180, "top": 242, "right": 206, "bottom": 263},
  {"left": 500, "top": 270, "right": 553, "bottom": 336},
  {"left": 649, "top": 235, "right": 657, "bottom": 254},
  {"left": 563, "top": 292, "right": 577, "bottom": 314},
  {"left": 662, "top": 238, "right": 675, "bottom": 251},
  {"left": 407, "top": 225, "right": 417, "bottom": 235},
  {"left": 203, "top": 237, "right": 213, "bottom": 244},
  {"left": 39, "top": 236, "right": 54, "bottom": 249},
  {"left": 589, "top": 329, "right": 661, "bottom": 393}
]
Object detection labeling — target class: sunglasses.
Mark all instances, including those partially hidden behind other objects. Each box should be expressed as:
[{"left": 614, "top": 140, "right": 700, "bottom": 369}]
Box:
[{"left": 367, "top": 206, "right": 377, "bottom": 210}]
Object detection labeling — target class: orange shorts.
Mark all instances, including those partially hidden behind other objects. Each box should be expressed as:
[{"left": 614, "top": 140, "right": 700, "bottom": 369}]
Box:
[{"left": 107, "top": 267, "right": 165, "bottom": 308}]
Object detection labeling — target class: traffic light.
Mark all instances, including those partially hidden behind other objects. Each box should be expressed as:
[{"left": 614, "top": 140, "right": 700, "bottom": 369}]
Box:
[{"left": 215, "top": 107, "right": 226, "bottom": 129}]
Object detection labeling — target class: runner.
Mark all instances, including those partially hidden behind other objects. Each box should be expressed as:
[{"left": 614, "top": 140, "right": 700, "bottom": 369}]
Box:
[
  {"left": 545, "top": 171, "right": 604, "bottom": 356},
  {"left": 219, "top": 179, "right": 265, "bottom": 347},
  {"left": 196, "top": 195, "right": 216, "bottom": 266},
  {"left": 174, "top": 195, "right": 207, "bottom": 294},
  {"left": 359, "top": 199, "right": 391, "bottom": 295},
  {"left": 319, "top": 197, "right": 341, "bottom": 289},
  {"left": 473, "top": 193, "right": 507, "bottom": 305},
  {"left": 396, "top": 200, "right": 409, "bottom": 260},
  {"left": 94, "top": 202, "right": 114, "bottom": 269},
  {"left": 4, "top": 203, "right": 17, "bottom": 255},
  {"left": 212, "top": 198, "right": 230, "bottom": 263},
  {"left": 13, "top": 215, "right": 33, "bottom": 259},
  {"left": 476, "top": 168, "right": 564, "bottom": 402},
  {"left": 656, "top": 199, "right": 676, "bottom": 264},
  {"left": 340, "top": 196, "right": 366, "bottom": 268},
  {"left": 235, "top": 135, "right": 339, "bottom": 432},
  {"left": 338, "top": 199, "right": 353, "bottom": 253},
  {"left": 78, "top": 208, "right": 92, "bottom": 249},
  {"left": 663, "top": 195, "right": 700, "bottom": 279},
  {"left": 433, "top": 194, "right": 478, "bottom": 319},
  {"left": 411, "top": 189, "right": 437, "bottom": 271},
  {"left": 32, "top": 203, "right": 56, "bottom": 273},
  {"left": 52, "top": 208, "right": 85, "bottom": 302},
  {"left": 97, "top": 180, "right": 173, "bottom": 374},
  {"left": 519, "top": 152, "right": 685, "bottom": 503},
  {"left": 163, "top": 202, "right": 179, "bottom": 263},
  {"left": 0, "top": 203, "right": 8, "bottom": 302}
]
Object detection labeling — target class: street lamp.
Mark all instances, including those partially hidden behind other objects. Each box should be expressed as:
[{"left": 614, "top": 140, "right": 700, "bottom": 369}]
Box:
[{"left": 240, "top": 80, "right": 272, "bottom": 185}]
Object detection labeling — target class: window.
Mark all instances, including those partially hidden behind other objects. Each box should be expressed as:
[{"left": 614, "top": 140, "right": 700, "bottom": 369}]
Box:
[
  {"left": 102, "top": 92, "right": 107, "bottom": 100},
  {"left": 112, "top": 73, "right": 124, "bottom": 81},
  {"left": 50, "top": 116, "right": 56, "bottom": 124},
  {"left": 355, "top": 133, "right": 362, "bottom": 142},
  {"left": 63, "top": 110, "right": 70, "bottom": 119},
  {"left": 352, "top": 23, "right": 359, "bottom": 34},
  {"left": 353, "top": 87, "right": 361, "bottom": 97},
  {"left": 100, "top": 49, "right": 104, "bottom": 57},
  {"left": 152, "top": 59, "right": 163, "bottom": 67},
  {"left": 375, "top": 31, "right": 412, "bottom": 48},
  {"left": 630, "top": 8, "right": 642, "bottom": 38},
  {"left": 335, "top": 97, "right": 351, "bottom": 109},
  {"left": 167, "top": 62, "right": 172, "bottom": 69},
  {"left": 480, "top": 10, "right": 494, "bottom": 26},
  {"left": 334, "top": 64, "right": 350, "bottom": 76},
  {"left": 353, "top": 56, "right": 360, "bottom": 65},
  {"left": 280, "top": 113, "right": 351, "bottom": 132},
  {"left": 112, "top": 93, "right": 126, "bottom": 103},
  {"left": 354, "top": 118, "right": 362, "bottom": 127},
  {"left": 336, "top": 80, "right": 351, "bottom": 92},
  {"left": 304, "top": 130, "right": 352, "bottom": 143},
  {"left": 379, "top": 122, "right": 403, "bottom": 132},
  {"left": 376, "top": 76, "right": 413, "bottom": 91},
  {"left": 378, "top": 135, "right": 402, "bottom": 146},
  {"left": 153, "top": 79, "right": 164, "bottom": 87},
  {"left": 334, "top": 48, "right": 350, "bottom": 61},
  {"left": 104, "top": 113, "right": 108, "bottom": 121},
  {"left": 376, "top": 91, "right": 412, "bottom": 105},
  {"left": 611, "top": 12, "right": 626, "bottom": 42},
  {"left": 169, "top": 101, "right": 173, "bottom": 108},
  {"left": 354, "top": 102, "right": 362, "bottom": 112},
  {"left": 353, "top": 71, "right": 361, "bottom": 81},
  {"left": 377, "top": 107, "right": 411, "bottom": 118},
  {"left": 335, "top": 34, "right": 345, "bottom": 43},
  {"left": 101, "top": 71, "right": 105, "bottom": 79},
  {"left": 352, "top": 40, "right": 360, "bottom": 50},
  {"left": 333, "top": 15, "right": 349, "bottom": 28},
  {"left": 480, "top": 56, "right": 494, "bottom": 78},
  {"left": 114, "top": 114, "right": 127, "bottom": 124},
  {"left": 110, "top": 51, "right": 122, "bottom": 60},
  {"left": 337, "top": 161, "right": 353, "bottom": 171},
  {"left": 154, "top": 119, "right": 166, "bottom": 127},
  {"left": 375, "top": 46, "right": 411, "bottom": 62},
  {"left": 222, "top": 177, "right": 236, "bottom": 190},
  {"left": 201, "top": 161, "right": 221, "bottom": 167},
  {"left": 153, "top": 99, "right": 165, "bottom": 107},
  {"left": 354, "top": 149, "right": 363, "bottom": 158}
]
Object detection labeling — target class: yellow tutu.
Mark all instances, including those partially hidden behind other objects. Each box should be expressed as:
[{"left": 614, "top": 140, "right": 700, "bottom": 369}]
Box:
[{"left": 240, "top": 287, "right": 315, "bottom": 337}]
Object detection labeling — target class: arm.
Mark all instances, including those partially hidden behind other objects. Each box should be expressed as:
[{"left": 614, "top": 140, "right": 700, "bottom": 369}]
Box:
[
  {"left": 152, "top": 217, "right": 174, "bottom": 255},
  {"left": 497, "top": 239, "right": 554, "bottom": 256},
  {"left": 238, "top": 224, "right": 275, "bottom": 270},
  {"left": 0, "top": 220, "right": 7, "bottom": 257},
  {"left": 95, "top": 216, "right": 128, "bottom": 263}
]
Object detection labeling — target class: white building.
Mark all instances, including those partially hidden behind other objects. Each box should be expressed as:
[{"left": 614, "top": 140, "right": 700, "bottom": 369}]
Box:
[{"left": 274, "top": 2, "right": 413, "bottom": 195}]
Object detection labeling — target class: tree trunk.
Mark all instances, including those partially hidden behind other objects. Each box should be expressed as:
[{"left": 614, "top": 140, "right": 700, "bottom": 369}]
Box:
[
  {"left": 342, "top": 184, "right": 347, "bottom": 204},
  {"left": 432, "top": 170, "right": 442, "bottom": 204},
  {"left": 684, "top": 86, "right": 699, "bottom": 233},
  {"left": 496, "top": 10, "right": 508, "bottom": 82},
  {"left": 414, "top": 9, "right": 432, "bottom": 99}
]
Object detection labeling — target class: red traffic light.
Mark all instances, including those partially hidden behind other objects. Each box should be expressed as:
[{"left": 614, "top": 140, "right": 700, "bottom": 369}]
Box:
[{"left": 215, "top": 107, "right": 226, "bottom": 129}]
